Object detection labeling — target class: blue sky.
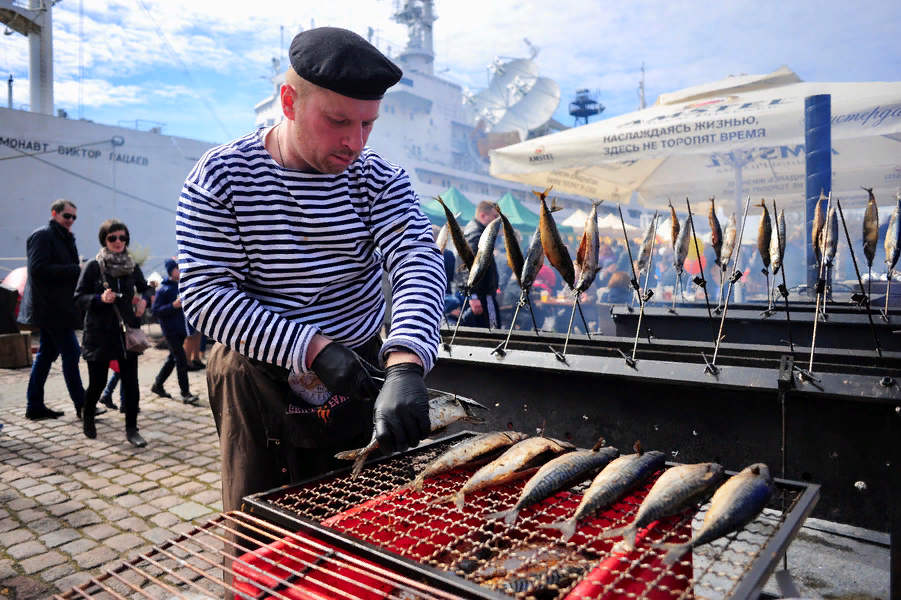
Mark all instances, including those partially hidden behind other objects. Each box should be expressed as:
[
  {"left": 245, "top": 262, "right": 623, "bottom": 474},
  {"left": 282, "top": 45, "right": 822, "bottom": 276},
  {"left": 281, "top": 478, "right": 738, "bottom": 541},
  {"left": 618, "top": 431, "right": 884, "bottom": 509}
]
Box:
[{"left": 3, "top": 0, "right": 899, "bottom": 145}]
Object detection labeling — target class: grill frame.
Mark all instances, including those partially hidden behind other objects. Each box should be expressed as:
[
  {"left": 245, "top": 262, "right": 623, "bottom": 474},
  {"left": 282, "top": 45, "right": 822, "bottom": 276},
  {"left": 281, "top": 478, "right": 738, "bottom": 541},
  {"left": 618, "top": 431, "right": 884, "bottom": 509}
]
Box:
[{"left": 242, "top": 431, "right": 820, "bottom": 600}]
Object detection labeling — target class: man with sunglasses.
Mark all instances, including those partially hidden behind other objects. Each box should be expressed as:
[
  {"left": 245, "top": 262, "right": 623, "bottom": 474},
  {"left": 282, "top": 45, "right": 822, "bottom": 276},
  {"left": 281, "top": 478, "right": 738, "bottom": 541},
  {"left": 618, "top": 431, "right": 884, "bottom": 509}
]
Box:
[{"left": 19, "top": 199, "right": 92, "bottom": 420}]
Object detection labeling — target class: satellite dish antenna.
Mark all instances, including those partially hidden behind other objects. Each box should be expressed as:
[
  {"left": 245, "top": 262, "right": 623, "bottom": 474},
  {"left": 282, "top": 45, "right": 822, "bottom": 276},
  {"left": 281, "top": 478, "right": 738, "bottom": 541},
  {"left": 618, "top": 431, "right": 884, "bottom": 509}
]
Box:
[{"left": 491, "top": 77, "right": 561, "bottom": 139}]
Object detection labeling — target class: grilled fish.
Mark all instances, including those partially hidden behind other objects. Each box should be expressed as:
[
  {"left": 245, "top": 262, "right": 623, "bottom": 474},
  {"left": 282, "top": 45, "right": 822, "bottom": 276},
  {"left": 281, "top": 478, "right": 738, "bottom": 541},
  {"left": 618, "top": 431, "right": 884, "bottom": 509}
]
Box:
[
  {"left": 719, "top": 214, "right": 737, "bottom": 270},
  {"left": 601, "top": 462, "right": 725, "bottom": 552},
  {"left": 812, "top": 190, "right": 827, "bottom": 267},
  {"left": 436, "top": 436, "right": 575, "bottom": 510},
  {"left": 574, "top": 201, "right": 603, "bottom": 293},
  {"left": 493, "top": 204, "right": 525, "bottom": 288},
  {"left": 709, "top": 197, "right": 723, "bottom": 267},
  {"left": 501, "top": 564, "right": 586, "bottom": 597},
  {"left": 486, "top": 439, "right": 619, "bottom": 525},
  {"left": 537, "top": 188, "right": 576, "bottom": 288},
  {"left": 824, "top": 201, "right": 839, "bottom": 267},
  {"left": 335, "top": 390, "right": 488, "bottom": 477},
  {"left": 403, "top": 431, "right": 528, "bottom": 493},
  {"left": 757, "top": 200, "right": 771, "bottom": 270},
  {"left": 540, "top": 442, "right": 666, "bottom": 542},
  {"left": 770, "top": 203, "right": 786, "bottom": 276},
  {"left": 435, "top": 211, "right": 462, "bottom": 254},
  {"left": 636, "top": 211, "right": 660, "bottom": 274},
  {"left": 520, "top": 231, "right": 546, "bottom": 291},
  {"left": 862, "top": 187, "right": 879, "bottom": 268},
  {"left": 467, "top": 216, "right": 502, "bottom": 289},
  {"left": 886, "top": 193, "right": 901, "bottom": 275},
  {"left": 436, "top": 196, "right": 475, "bottom": 271},
  {"left": 656, "top": 463, "right": 773, "bottom": 564},
  {"left": 673, "top": 216, "right": 691, "bottom": 276},
  {"left": 668, "top": 200, "right": 680, "bottom": 253}
]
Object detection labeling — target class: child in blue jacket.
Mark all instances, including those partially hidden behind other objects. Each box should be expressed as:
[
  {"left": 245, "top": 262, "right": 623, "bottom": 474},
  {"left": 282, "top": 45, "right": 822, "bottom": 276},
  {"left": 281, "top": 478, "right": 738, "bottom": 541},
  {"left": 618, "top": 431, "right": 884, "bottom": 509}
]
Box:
[{"left": 150, "top": 259, "right": 199, "bottom": 404}]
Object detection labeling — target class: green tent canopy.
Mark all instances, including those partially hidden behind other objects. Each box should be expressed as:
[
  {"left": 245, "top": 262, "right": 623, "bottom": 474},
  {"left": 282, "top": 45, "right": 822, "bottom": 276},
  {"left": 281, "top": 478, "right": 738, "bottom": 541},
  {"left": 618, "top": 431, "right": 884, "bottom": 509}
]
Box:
[{"left": 421, "top": 187, "right": 477, "bottom": 225}]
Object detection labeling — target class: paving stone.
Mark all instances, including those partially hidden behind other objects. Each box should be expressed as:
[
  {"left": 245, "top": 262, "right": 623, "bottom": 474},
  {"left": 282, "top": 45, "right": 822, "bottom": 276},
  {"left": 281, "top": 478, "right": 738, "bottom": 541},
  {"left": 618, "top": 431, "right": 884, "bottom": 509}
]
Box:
[
  {"left": 142, "top": 527, "right": 176, "bottom": 544},
  {"left": 20, "top": 551, "right": 66, "bottom": 575},
  {"left": 150, "top": 512, "right": 180, "bottom": 528},
  {"left": 131, "top": 504, "right": 160, "bottom": 518},
  {"left": 82, "top": 523, "right": 120, "bottom": 540},
  {"left": 169, "top": 502, "right": 212, "bottom": 520},
  {"left": 74, "top": 545, "right": 119, "bottom": 569},
  {"left": 29, "top": 518, "right": 62, "bottom": 535},
  {"left": 7, "top": 540, "right": 46, "bottom": 560},
  {"left": 100, "top": 507, "right": 129, "bottom": 521},
  {"left": 190, "top": 490, "right": 221, "bottom": 505},
  {"left": 64, "top": 509, "right": 102, "bottom": 528},
  {"left": 6, "top": 498, "right": 37, "bottom": 511},
  {"left": 55, "top": 571, "right": 95, "bottom": 591},
  {"left": 40, "top": 529, "right": 81, "bottom": 549},
  {"left": 59, "top": 538, "right": 98, "bottom": 555},
  {"left": 16, "top": 510, "right": 47, "bottom": 523},
  {"left": 158, "top": 475, "right": 189, "bottom": 487},
  {"left": 0, "top": 558, "right": 17, "bottom": 580},
  {"left": 118, "top": 517, "right": 149, "bottom": 533},
  {"left": 85, "top": 498, "right": 111, "bottom": 511},
  {"left": 130, "top": 481, "right": 160, "bottom": 493},
  {"left": 131, "top": 464, "right": 158, "bottom": 475},
  {"left": 197, "top": 472, "right": 221, "bottom": 484},
  {"left": 33, "top": 491, "right": 67, "bottom": 506},
  {"left": 150, "top": 495, "right": 182, "bottom": 510},
  {"left": 8, "top": 478, "right": 39, "bottom": 490},
  {"left": 144, "top": 470, "right": 171, "bottom": 481},
  {"left": 82, "top": 478, "right": 110, "bottom": 490},
  {"left": 0, "top": 470, "right": 26, "bottom": 482},
  {"left": 68, "top": 489, "right": 96, "bottom": 501},
  {"left": 0, "top": 518, "right": 18, "bottom": 533},
  {"left": 114, "top": 494, "right": 144, "bottom": 508},
  {"left": 39, "top": 475, "right": 70, "bottom": 485},
  {"left": 139, "top": 487, "right": 170, "bottom": 501},
  {"left": 97, "top": 485, "right": 130, "bottom": 497},
  {"left": 48, "top": 500, "right": 83, "bottom": 517},
  {"left": 39, "top": 562, "right": 76, "bottom": 583},
  {"left": 0, "top": 575, "right": 50, "bottom": 599},
  {"left": 0, "top": 529, "right": 33, "bottom": 548},
  {"left": 173, "top": 481, "right": 207, "bottom": 496},
  {"left": 104, "top": 533, "right": 144, "bottom": 552},
  {"left": 97, "top": 468, "right": 125, "bottom": 479},
  {"left": 112, "top": 473, "right": 143, "bottom": 486},
  {"left": 58, "top": 481, "right": 81, "bottom": 492},
  {"left": 21, "top": 484, "right": 55, "bottom": 498}
]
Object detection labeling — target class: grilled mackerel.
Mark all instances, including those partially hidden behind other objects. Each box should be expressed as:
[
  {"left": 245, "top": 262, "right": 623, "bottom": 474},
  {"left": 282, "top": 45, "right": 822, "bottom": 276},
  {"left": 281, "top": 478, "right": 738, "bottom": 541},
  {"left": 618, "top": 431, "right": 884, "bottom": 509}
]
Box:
[
  {"left": 486, "top": 440, "right": 619, "bottom": 525},
  {"left": 335, "top": 390, "right": 488, "bottom": 477},
  {"left": 403, "top": 431, "right": 528, "bottom": 493},
  {"left": 573, "top": 201, "right": 603, "bottom": 294},
  {"left": 668, "top": 200, "right": 680, "bottom": 254},
  {"left": 812, "top": 191, "right": 827, "bottom": 267},
  {"left": 540, "top": 442, "right": 666, "bottom": 542},
  {"left": 709, "top": 197, "right": 723, "bottom": 266},
  {"left": 770, "top": 203, "right": 786, "bottom": 276},
  {"left": 520, "top": 230, "right": 546, "bottom": 291},
  {"left": 656, "top": 463, "right": 773, "bottom": 564},
  {"left": 719, "top": 214, "right": 737, "bottom": 270},
  {"left": 757, "top": 200, "right": 771, "bottom": 270},
  {"left": 636, "top": 211, "right": 660, "bottom": 274},
  {"left": 673, "top": 216, "right": 691, "bottom": 276},
  {"left": 823, "top": 201, "right": 839, "bottom": 267},
  {"left": 886, "top": 193, "right": 901, "bottom": 275},
  {"left": 436, "top": 436, "right": 575, "bottom": 510},
  {"left": 862, "top": 187, "right": 879, "bottom": 268},
  {"left": 494, "top": 205, "right": 525, "bottom": 288},
  {"left": 436, "top": 196, "right": 475, "bottom": 270},
  {"left": 467, "top": 216, "right": 502, "bottom": 289},
  {"left": 537, "top": 188, "right": 576, "bottom": 288},
  {"left": 600, "top": 462, "right": 725, "bottom": 552}
]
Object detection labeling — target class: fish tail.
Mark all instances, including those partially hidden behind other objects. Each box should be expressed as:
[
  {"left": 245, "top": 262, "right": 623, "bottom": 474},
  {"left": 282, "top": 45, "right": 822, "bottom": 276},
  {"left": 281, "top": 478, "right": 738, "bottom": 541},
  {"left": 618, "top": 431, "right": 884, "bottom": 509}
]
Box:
[
  {"left": 454, "top": 492, "right": 466, "bottom": 511},
  {"left": 334, "top": 448, "right": 362, "bottom": 460},
  {"left": 656, "top": 542, "right": 692, "bottom": 565},
  {"left": 484, "top": 508, "right": 518, "bottom": 525},
  {"left": 350, "top": 455, "right": 367, "bottom": 478},
  {"left": 430, "top": 492, "right": 458, "bottom": 507},
  {"left": 601, "top": 524, "right": 635, "bottom": 551},
  {"left": 538, "top": 518, "right": 578, "bottom": 542}
]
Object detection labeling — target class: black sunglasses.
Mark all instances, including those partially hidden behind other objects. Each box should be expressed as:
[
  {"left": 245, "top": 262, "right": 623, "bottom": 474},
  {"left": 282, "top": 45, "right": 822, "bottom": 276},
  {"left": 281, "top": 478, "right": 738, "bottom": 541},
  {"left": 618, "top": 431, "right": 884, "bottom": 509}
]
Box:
[
  {"left": 106, "top": 235, "right": 128, "bottom": 243},
  {"left": 62, "top": 213, "right": 77, "bottom": 220}
]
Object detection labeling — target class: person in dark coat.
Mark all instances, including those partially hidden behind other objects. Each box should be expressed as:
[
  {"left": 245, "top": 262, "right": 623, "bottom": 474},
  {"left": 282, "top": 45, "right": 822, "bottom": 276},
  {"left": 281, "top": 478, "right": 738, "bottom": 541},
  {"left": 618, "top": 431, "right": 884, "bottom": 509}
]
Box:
[
  {"left": 460, "top": 201, "right": 501, "bottom": 328},
  {"left": 19, "top": 199, "right": 90, "bottom": 420},
  {"left": 150, "top": 259, "right": 199, "bottom": 404},
  {"left": 74, "top": 219, "right": 150, "bottom": 447}
]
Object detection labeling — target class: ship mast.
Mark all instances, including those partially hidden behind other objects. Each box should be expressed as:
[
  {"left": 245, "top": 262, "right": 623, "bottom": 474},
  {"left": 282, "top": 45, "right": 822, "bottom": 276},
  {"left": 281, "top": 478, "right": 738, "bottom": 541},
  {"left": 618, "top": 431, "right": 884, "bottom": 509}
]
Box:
[
  {"left": 0, "top": 0, "right": 54, "bottom": 115},
  {"left": 392, "top": 0, "right": 436, "bottom": 75}
]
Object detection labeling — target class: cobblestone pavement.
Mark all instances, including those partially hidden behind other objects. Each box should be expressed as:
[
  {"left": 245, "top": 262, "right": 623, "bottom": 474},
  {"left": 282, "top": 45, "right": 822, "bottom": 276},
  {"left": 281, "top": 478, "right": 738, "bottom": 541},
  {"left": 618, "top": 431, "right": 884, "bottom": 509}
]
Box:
[{"left": 0, "top": 331, "right": 223, "bottom": 599}]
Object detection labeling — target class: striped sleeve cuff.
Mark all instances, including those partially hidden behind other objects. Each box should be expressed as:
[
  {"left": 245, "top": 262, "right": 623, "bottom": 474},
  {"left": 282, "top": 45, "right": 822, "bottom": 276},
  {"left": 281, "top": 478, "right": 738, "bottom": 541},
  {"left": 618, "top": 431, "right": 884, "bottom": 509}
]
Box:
[
  {"left": 291, "top": 325, "right": 321, "bottom": 375},
  {"left": 379, "top": 339, "right": 436, "bottom": 374}
]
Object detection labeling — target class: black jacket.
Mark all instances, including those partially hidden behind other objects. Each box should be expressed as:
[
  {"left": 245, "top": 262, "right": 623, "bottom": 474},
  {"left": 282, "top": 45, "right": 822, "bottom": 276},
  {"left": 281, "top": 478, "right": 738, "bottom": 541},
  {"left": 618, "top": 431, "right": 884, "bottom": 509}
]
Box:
[
  {"left": 463, "top": 218, "right": 499, "bottom": 297},
  {"left": 74, "top": 259, "right": 149, "bottom": 361},
  {"left": 18, "top": 220, "right": 82, "bottom": 329}
]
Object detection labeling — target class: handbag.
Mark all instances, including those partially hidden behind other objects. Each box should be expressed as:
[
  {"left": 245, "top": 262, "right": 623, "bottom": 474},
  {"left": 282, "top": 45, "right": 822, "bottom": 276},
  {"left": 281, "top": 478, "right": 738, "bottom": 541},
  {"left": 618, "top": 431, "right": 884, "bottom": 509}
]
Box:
[{"left": 99, "top": 264, "right": 151, "bottom": 354}]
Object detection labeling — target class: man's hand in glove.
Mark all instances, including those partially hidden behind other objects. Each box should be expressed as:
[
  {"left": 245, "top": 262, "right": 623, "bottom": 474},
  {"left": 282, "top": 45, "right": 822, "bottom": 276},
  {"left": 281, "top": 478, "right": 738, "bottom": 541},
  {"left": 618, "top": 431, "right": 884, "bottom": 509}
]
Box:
[
  {"left": 374, "top": 362, "right": 430, "bottom": 455},
  {"left": 308, "top": 339, "right": 381, "bottom": 401}
]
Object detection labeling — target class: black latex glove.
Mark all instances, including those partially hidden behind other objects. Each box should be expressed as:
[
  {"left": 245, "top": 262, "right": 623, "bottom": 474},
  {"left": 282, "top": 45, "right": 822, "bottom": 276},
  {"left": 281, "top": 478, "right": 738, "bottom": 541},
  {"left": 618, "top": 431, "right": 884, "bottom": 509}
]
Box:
[
  {"left": 310, "top": 342, "right": 382, "bottom": 401},
  {"left": 374, "top": 362, "right": 430, "bottom": 455}
]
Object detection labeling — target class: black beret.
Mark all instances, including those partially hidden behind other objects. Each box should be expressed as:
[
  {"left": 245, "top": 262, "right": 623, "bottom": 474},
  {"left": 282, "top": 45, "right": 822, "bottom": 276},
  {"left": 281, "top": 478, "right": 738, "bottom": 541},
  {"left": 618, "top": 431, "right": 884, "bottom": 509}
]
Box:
[{"left": 289, "top": 27, "right": 403, "bottom": 101}]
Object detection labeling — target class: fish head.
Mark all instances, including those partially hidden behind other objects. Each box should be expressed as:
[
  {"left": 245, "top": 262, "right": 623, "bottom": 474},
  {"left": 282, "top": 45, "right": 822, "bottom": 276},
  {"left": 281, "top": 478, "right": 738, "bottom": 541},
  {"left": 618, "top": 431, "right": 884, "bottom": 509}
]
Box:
[
  {"left": 504, "top": 431, "right": 530, "bottom": 444},
  {"left": 746, "top": 463, "right": 773, "bottom": 484},
  {"left": 704, "top": 462, "right": 726, "bottom": 483}
]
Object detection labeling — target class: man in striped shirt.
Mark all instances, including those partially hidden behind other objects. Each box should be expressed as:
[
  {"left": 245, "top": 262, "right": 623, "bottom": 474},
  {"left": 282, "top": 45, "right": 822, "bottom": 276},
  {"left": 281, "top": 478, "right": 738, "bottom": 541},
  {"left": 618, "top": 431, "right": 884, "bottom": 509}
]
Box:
[{"left": 176, "top": 28, "right": 446, "bottom": 525}]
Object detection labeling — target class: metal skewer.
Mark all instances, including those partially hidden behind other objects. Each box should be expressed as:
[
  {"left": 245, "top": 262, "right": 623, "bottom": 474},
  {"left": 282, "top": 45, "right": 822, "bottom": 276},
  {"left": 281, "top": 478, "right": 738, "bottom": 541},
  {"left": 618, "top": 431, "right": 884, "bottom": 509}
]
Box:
[
  {"left": 710, "top": 196, "right": 753, "bottom": 373},
  {"left": 773, "top": 200, "right": 794, "bottom": 353},
  {"left": 631, "top": 213, "right": 659, "bottom": 363},
  {"left": 809, "top": 192, "right": 832, "bottom": 373},
  {"left": 445, "top": 290, "right": 470, "bottom": 352},
  {"left": 685, "top": 197, "right": 718, "bottom": 345},
  {"left": 836, "top": 198, "right": 882, "bottom": 356}
]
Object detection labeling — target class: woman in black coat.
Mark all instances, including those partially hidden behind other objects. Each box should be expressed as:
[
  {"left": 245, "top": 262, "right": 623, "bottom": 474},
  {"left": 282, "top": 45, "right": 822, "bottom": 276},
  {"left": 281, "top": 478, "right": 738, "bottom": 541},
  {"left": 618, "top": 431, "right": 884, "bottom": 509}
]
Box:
[{"left": 74, "top": 219, "right": 149, "bottom": 447}]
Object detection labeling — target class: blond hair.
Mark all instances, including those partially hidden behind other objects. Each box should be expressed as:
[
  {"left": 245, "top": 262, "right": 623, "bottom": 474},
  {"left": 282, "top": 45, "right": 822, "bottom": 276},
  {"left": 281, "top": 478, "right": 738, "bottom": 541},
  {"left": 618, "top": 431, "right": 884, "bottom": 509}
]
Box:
[{"left": 285, "top": 68, "right": 321, "bottom": 110}]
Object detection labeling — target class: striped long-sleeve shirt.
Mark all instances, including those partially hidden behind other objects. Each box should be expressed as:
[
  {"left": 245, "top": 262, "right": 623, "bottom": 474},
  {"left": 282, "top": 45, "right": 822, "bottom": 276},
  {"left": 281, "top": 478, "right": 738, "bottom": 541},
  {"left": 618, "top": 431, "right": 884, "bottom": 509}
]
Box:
[{"left": 175, "top": 129, "right": 446, "bottom": 374}]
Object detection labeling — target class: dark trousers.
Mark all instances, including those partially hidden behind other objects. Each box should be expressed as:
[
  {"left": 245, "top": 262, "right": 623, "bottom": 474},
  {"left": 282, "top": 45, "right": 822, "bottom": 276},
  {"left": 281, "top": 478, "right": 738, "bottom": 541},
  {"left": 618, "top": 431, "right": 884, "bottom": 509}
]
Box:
[
  {"left": 85, "top": 356, "right": 140, "bottom": 429},
  {"left": 26, "top": 327, "right": 85, "bottom": 411},
  {"left": 154, "top": 335, "right": 190, "bottom": 395}
]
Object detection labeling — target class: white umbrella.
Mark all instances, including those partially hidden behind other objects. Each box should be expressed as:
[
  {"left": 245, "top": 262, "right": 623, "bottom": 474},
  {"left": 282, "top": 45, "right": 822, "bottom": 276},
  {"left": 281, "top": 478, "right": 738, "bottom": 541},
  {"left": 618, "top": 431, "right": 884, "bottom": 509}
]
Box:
[
  {"left": 596, "top": 213, "right": 639, "bottom": 238},
  {"left": 490, "top": 66, "right": 901, "bottom": 215},
  {"left": 561, "top": 208, "right": 590, "bottom": 230}
]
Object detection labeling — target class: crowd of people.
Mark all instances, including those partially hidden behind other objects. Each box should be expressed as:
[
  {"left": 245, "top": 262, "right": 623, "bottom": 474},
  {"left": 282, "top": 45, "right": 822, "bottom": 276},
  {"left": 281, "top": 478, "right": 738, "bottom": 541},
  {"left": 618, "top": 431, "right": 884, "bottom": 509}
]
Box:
[{"left": 18, "top": 199, "right": 203, "bottom": 448}]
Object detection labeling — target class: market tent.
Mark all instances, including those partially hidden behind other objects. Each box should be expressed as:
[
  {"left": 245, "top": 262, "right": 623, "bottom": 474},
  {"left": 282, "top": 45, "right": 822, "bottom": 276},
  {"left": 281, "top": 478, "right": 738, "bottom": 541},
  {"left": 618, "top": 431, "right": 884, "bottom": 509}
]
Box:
[
  {"left": 496, "top": 192, "right": 541, "bottom": 231},
  {"left": 421, "top": 186, "right": 477, "bottom": 225},
  {"left": 596, "top": 213, "right": 639, "bottom": 238},
  {"left": 561, "top": 208, "right": 590, "bottom": 230},
  {"left": 490, "top": 66, "right": 901, "bottom": 213}
]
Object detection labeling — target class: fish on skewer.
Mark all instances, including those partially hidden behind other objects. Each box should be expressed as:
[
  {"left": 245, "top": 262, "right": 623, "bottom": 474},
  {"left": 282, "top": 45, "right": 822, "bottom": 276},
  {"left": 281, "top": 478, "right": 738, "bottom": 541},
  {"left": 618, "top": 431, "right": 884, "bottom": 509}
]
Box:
[
  {"left": 467, "top": 216, "right": 502, "bottom": 290},
  {"left": 668, "top": 200, "right": 680, "bottom": 253},
  {"left": 717, "top": 214, "right": 737, "bottom": 309},
  {"left": 862, "top": 187, "right": 879, "bottom": 301},
  {"left": 600, "top": 462, "right": 725, "bottom": 552},
  {"left": 435, "top": 211, "right": 462, "bottom": 253},
  {"left": 520, "top": 230, "right": 546, "bottom": 291},
  {"left": 402, "top": 431, "right": 529, "bottom": 493},
  {"left": 885, "top": 193, "right": 901, "bottom": 317},
  {"left": 335, "top": 390, "right": 488, "bottom": 477},
  {"left": 672, "top": 216, "right": 691, "bottom": 302},
  {"left": 757, "top": 200, "right": 773, "bottom": 310},
  {"left": 655, "top": 464, "right": 773, "bottom": 565},
  {"left": 709, "top": 197, "right": 723, "bottom": 267},
  {"left": 812, "top": 190, "right": 827, "bottom": 269},
  {"left": 769, "top": 204, "right": 786, "bottom": 277},
  {"left": 574, "top": 201, "right": 604, "bottom": 294},
  {"left": 486, "top": 438, "right": 619, "bottom": 525},
  {"left": 494, "top": 204, "right": 525, "bottom": 288},
  {"left": 823, "top": 201, "right": 839, "bottom": 268},
  {"left": 539, "top": 441, "right": 666, "bottom": 542},
  {"left": 636, "top": 211, "right": 660, "bottom": 275},
  {"left": 435, "top": 196, "right": 475, "bottom": 271},
  {"left": 536, "top": 188, "right": 575, "bottom": 288},
  {"left": 435, "top": 435, "right": 575, "bottom": 510}
]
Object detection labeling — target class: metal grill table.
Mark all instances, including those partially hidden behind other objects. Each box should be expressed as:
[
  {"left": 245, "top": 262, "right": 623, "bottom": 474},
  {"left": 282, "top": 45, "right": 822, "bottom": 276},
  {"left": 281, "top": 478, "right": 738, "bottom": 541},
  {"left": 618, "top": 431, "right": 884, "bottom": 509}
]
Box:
[{"left": 242, "top": 432, "right": 819, "bottom": 600}]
